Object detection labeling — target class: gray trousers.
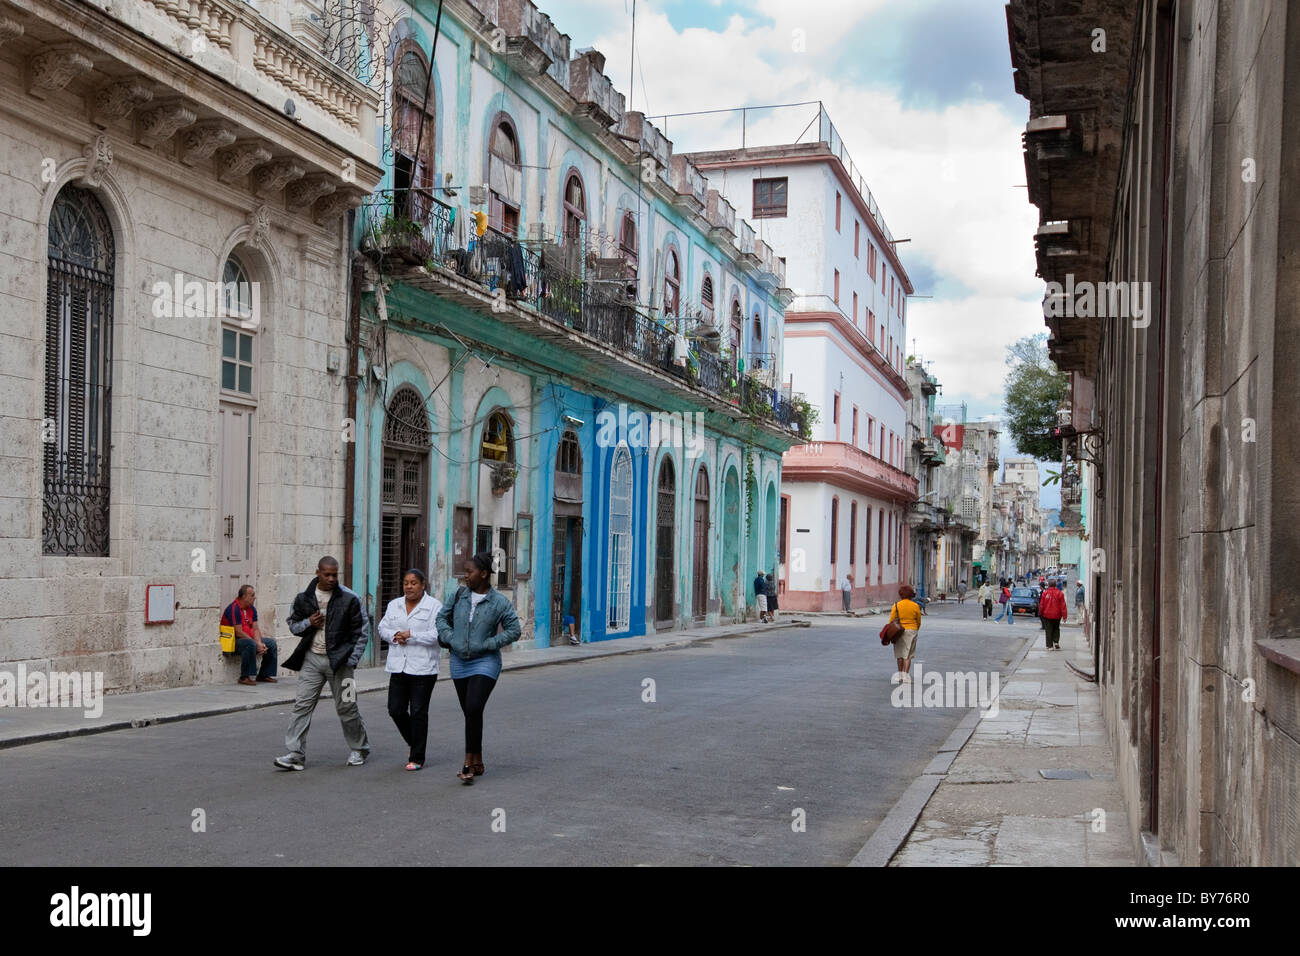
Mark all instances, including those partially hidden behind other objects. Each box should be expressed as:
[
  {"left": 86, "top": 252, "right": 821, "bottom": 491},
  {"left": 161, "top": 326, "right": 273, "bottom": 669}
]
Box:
[{"left": 284, "top": 651, "right": 370, "bottom": 759}]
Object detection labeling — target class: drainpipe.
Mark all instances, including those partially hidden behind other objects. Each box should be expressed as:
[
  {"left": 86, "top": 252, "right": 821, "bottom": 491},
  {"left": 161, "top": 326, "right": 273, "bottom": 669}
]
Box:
[{"left": 343, "top": 220, "right": 362, "bottom": 592}]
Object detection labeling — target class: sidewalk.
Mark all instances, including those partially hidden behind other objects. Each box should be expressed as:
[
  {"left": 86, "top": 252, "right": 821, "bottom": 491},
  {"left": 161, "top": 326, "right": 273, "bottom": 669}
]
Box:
[
  {"left": 0, "top": 617, "right": 810, "bottom": 750},
  {"left": 857, "top": 618, "right": 1136, "bottom": 866}
]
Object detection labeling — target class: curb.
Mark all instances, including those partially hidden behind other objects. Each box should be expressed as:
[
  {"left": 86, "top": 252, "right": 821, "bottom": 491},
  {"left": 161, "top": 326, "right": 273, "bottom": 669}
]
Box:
[
  {"left": 0, "top": 619, "right": 813, "bottom": 751},
  {"left": 847, "top": 632, "right": 1038, "bottom": 867}
]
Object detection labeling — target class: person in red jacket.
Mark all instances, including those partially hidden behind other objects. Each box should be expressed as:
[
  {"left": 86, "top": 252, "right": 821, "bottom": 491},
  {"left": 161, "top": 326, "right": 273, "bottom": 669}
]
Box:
[{"left": 1038, "top": 580, "right": 1067, "bottom": 650}]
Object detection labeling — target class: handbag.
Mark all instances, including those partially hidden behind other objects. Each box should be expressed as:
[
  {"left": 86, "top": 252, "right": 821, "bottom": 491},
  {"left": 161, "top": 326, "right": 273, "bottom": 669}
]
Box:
[
  {"left": 219, "top": 624, "right": 237, "bottom": 654},
  {"left": 879, "top": 604, "right": 903, "bottom": 645}
]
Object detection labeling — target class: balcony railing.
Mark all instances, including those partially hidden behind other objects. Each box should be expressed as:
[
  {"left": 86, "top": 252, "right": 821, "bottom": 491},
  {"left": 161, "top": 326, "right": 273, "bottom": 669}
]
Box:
[{"left": 363, "top": 195, "right": 800, "bottom": 432}]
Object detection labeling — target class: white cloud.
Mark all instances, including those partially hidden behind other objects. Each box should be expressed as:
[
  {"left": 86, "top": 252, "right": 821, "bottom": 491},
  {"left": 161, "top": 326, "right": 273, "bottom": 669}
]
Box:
[{"left": 540, "top": 0, "right": 1044, "bottom": 415}]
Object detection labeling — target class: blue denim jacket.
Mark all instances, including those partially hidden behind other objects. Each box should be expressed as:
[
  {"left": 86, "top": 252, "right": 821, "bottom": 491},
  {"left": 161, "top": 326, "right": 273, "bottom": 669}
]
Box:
[{"left": 435, "top": 586, "right": 522, "bottom": 659}]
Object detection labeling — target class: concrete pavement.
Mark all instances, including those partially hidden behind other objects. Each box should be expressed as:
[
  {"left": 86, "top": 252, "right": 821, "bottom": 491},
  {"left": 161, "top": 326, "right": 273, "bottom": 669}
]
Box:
[{"left": 885, "top": 615, "right": 1136, "bottom": 866}]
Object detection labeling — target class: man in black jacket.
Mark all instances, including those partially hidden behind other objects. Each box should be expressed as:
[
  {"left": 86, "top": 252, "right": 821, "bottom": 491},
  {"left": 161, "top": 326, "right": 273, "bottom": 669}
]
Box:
[{"left": 274, "top": 556, "right": 371, "bottom": 770}]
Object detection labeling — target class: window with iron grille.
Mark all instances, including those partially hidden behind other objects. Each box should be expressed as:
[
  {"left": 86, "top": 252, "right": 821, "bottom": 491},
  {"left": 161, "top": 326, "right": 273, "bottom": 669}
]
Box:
[
  {"left": 608, "top": 447, "right": 632, "bottom": 631},
  {"left": 753, "top": 177, "right": 788, "bottom": 218},
  {"left": 44, "top": 185, "right": 114, "bottom": 556}
]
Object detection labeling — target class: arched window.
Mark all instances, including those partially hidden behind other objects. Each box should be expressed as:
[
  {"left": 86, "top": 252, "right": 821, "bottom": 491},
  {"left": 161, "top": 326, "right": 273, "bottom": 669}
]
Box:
[
  {"left": 563, "top": 171, "right": 585, "bottom": 271},
  {"left": 481, "top": 410, "right": 514, "bottom": 462},
  {"left": 752, "top": 310, "right": 762, "bottom": 343},
  {"left": 664, "top": 248, "right": 680, "bottom": 317},
  {"left": 44, "top": 185, "right": 114, "bottom": 556},
  {"left": 488, "top": 117, "right": 521, "bottom": 235},
  {"left": 608, "top": 447, "right": 633, "bottom": 631},
  {"left": 619, "top": 212, "right": 638, "bottom": 300},
  {"left": 221, "top": 254, "right": 256, "bottom": 397},
  {"left": 729, "top": 299, "right": 742, "bottom": 355},
  {"left": 700, "top": 274, "right": 714, "bottom": 323},
  {"left": 392, "top": 44, "right": 435, "bottom": 219},
  {"left": 691, "top": 466, "right": 710, "bottom": 618}
]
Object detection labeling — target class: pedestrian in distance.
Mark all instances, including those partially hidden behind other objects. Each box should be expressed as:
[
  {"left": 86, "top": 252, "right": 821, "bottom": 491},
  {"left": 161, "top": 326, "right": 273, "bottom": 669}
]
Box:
[
  {"left": 765, "top": 573, "right": 779, "bottom": 622},
  {"left": 378, "top": 568, "right": 442, "bottom": 771},
  {"left": 888, "top": 585, "right": 923, "bottom": 684},
  {"left": 436, "top": 552, "right": 523, "bottom": 784},
  {"left": 978, "top": 581, "right": 992, "bottom": 619},
  {"left": 754, "top": 570, "right": 769, "bottom": 623},
  {"left": 275, "top": 556, "right": 371, "bottom": 771},
  {"left": 841, "top": 573, "right": 853, "bottom": 614},
  {"left": 1039, "top": 578, "right": 1068, "bottom": 649},
  {"left": 957, "top": 579, "right": 967, "bottom": 604},
  {"left": 222, "top": 584, "right": 277, "bottom": 685},
  {"left": 1075, "top": 581, "right": 1085, "bottom": 612},
  {"left": 993, "top": 581, "right": 1014, "bottom": 624}
]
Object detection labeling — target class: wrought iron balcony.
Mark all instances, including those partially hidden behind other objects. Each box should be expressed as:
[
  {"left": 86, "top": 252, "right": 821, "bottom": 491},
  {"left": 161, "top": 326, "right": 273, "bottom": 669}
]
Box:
[{"left": 362, "top": 194, "right": 798, "bottom": 434}]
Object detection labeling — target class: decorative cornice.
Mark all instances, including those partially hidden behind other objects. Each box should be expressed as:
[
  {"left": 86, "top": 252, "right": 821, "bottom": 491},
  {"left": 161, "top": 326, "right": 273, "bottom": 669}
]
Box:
[
  {"left": 180, "top": 120, "right": 237, "bottom": 166},
  {"left": 217, "top": 139, "right": 272, "bottom": 184},
  {"left": 80, "top": 134, "right": 113, "bottom": 188},
  {"left": 0, "top": 16, "right": 25, "bottom": 48},
  {"left": 137, "top": 99, "right": 197, "bottom": 148},
  {"left": 93, "top": 77, "right": 154, "bottom": 125},
  {"left": 254, "top": 158, "right": 305, "bottom": 197},
  {"left": 28, "top": 46, "right": 93, "bottom": 98},
  {"left": 313, "top": 186, "right": 366, "bottom": 224},
  {"left": 285, "top": 172, "right": 336, "bottom": 211}
]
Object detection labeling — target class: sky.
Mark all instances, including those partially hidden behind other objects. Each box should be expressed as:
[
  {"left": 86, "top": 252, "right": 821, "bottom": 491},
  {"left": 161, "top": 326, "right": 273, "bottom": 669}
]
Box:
[{"left": 535, "top": 0, "right": 1058, "bottom": 506}]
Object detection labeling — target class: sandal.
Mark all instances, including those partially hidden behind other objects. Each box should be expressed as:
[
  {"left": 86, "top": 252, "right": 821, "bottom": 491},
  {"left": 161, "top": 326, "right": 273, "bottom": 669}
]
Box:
[
  {"left": 405, "top": 762, "right": 422, "bottom": 771},
  {"left": 457, "top": 765, "right": 475, "bottom": 783},
  {"left": 472, "top": 762, "right": 485, "bottom": 777}
]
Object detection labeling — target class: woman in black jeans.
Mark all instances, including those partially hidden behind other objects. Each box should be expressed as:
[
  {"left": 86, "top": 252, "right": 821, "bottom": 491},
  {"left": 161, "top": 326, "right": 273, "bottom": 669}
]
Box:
[
  {"left": 378, "top": 569, "right": 442, "bottom": 770},
  {"left": 436, "top": 553, "right": 523, "bottom": 783}
]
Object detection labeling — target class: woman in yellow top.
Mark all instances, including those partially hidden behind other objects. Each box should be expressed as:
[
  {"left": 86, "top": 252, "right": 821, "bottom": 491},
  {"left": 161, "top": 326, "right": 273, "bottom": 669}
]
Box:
[{"left": 889, "top": 585, "right": 923, "bottom": 683}]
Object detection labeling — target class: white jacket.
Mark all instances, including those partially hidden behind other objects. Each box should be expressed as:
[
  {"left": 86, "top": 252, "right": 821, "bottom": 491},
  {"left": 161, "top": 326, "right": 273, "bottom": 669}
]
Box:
[{"left": 378, "top": 593, "right": 444, "bottom": 675}]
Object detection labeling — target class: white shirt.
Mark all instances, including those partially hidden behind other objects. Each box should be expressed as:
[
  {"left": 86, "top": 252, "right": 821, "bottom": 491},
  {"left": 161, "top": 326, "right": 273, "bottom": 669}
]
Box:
[
  {"left": 311, "top": 587, "right": 333, "bottom": 654},
  {"left": 468, "top": 590, "right": 489, "bottom": 623},
  {"left": 378, "top": 592, "right": 444, "bottom": 675},
  {"left": 841, "top": 577, "right": 852, "bottom": 592}
]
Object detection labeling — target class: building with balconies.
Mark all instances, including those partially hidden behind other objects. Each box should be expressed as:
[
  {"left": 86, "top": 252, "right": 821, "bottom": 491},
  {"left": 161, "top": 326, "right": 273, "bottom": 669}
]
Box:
[
  {"left": 346, "top": 0, "right": 803, "bottom": 648},
  {"left": 0, "top": 0, "right": 383, "bottom": 690},
  {"left": 684, "top": 106, "right": 916, "bottom": 609}
]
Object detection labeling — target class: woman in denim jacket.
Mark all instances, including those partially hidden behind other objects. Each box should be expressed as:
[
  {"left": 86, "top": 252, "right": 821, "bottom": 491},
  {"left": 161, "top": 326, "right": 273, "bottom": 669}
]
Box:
[{"left": 436, "top": 552, "right": 522, "bottom": 782}]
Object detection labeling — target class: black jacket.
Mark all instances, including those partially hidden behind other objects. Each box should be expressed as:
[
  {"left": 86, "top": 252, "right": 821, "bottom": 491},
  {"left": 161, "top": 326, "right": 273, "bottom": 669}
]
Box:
[{"left": 283, "top": 578, "right": 369, "bottom": 672}]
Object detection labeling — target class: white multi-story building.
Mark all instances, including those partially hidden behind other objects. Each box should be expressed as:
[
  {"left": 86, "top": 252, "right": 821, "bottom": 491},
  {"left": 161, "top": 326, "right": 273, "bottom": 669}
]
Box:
[{"left": 687, "top": 110, "right": 917, "bottom": 609}]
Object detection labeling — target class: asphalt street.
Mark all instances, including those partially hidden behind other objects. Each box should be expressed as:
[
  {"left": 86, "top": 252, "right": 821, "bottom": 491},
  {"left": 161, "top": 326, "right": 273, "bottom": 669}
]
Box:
[{"left": 1, "top": 604, "right": 1024, "bottom": 866}]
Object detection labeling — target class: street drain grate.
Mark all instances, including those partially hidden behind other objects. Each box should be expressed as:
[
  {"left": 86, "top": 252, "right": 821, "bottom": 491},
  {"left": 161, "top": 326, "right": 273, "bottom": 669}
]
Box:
[{"left": 1038, "top": 769, "right": 1092, "bottom": 780}]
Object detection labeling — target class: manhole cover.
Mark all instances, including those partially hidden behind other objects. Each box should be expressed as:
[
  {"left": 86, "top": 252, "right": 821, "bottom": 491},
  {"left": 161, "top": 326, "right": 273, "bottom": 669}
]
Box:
[{"left": 1038, "top": 769, "right": 1092, "bottom": 780}]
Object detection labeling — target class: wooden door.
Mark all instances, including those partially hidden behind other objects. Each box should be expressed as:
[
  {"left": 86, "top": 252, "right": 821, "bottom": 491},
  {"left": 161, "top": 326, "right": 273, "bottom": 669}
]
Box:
[
  {"left": 692, "top": 468, "right": 710, "bottom": 619},
  {"left": 217, "top": 404, "right": 255, "bottom": 608},
  {"left": 655, "top": 459, "right": 675, "bottom": 624}
]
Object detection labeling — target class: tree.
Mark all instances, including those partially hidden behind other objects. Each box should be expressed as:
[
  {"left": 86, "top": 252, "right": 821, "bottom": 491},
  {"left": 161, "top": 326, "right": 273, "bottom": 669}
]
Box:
[{"left": 1003, "top": 333, "right": 1067, "bottom": 462}]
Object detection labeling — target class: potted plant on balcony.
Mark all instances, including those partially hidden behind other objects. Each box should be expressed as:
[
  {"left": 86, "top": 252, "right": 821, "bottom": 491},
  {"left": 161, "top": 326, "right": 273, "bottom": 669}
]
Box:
[{"left": 489, "top": 461, "right": 518, "bottom": 496}]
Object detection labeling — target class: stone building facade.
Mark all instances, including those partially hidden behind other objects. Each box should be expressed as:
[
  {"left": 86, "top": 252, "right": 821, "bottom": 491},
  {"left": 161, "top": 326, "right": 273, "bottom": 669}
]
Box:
[
  {"left": 0, "top": 0, "right": 381, "bottom": 691},
  {"left": 1009, "top": 0, "right": 1300, "bottom": 863}
]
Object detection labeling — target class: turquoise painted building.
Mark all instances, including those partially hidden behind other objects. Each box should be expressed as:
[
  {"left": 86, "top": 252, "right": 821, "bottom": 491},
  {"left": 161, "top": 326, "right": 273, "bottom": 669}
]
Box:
[{"left": 345, "top": 0, "right": 806, "bottom": 652}]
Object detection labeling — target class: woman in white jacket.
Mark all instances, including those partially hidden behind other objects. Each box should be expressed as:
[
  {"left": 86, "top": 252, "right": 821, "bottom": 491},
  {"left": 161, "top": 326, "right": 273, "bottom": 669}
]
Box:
[{"left": 378, "top": 568, "right": 443, "bottom": 770}]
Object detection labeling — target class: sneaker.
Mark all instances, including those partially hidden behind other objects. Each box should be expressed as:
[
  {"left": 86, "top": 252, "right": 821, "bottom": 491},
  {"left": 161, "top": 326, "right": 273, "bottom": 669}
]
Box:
[
  {"left": 891, "top": 672, "right": 903, "bottom": 685},
  {"left": 347, "top": 750, "right": 367, "bottom": 766},
  {"left": 274, "top": 754, "right": 305, "bottom": 771},
  {"left": 901, "top": 673, "right": 913, "bottom": 684},
  {"left": 568, "top": 637, "right": 580, "bottom": 646}
]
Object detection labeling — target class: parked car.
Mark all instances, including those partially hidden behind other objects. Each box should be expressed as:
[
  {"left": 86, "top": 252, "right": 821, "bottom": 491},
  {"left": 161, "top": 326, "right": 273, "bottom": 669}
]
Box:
[{"left": 1009, "top": 587, "right": 1039, "bottom": 616}]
